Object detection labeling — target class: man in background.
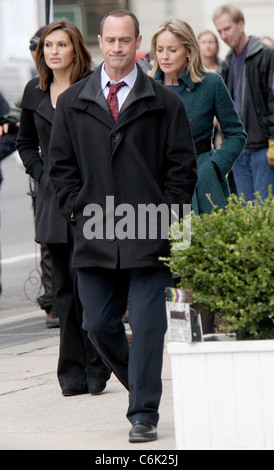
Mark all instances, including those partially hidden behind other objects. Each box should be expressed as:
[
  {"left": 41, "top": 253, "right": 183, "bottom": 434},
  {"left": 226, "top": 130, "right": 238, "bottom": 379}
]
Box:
[{"left": 213, "top": 4, "right": 274, "bottom": 201}]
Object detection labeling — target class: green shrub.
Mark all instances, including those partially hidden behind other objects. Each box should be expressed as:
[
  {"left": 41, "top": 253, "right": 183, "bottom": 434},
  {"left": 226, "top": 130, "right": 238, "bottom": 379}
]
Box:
[{"left": 163, "top": 188, "right": 274, "bottom": 340}]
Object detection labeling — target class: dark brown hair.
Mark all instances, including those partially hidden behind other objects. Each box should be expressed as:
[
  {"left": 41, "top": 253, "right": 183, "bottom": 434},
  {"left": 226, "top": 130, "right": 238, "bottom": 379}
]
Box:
[
  {"left": 35, "top": 19, "right": 92, "bottom": 90},
  {"left": 99, "top": 9, "right": 140, "bottom": 39}
]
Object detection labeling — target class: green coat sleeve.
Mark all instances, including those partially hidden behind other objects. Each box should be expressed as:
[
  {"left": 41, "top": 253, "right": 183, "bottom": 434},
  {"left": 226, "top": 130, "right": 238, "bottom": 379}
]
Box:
[{"left": 211, "top": 74, "right": 247, "bottom": 178}]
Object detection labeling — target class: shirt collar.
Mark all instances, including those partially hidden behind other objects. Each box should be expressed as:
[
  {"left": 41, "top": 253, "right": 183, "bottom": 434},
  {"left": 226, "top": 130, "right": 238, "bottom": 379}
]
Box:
[{"left": 101, "top": 63, "right": 138, "bottom": 91}]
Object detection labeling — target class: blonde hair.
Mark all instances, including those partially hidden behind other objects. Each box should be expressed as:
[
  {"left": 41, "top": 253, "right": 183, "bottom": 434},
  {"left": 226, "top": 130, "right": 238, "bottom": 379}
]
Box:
[
  {"left": 198, "top": 30, "right": 220, "bottom": 54},
  {"left": 212, "top": 4, "right": 245, "bottom": 24},
  {"left": 150, "top": 19, "right": 206, "bottom": 83}
]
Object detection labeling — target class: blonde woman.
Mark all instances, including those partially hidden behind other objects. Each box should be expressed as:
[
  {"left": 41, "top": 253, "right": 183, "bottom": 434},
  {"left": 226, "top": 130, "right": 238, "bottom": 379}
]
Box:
[
  {"left": 150, "top": 20, "right": 247, "bottom": 215},
  {"left": 198, "top": 30, "right": 221, "bottom": 72}
]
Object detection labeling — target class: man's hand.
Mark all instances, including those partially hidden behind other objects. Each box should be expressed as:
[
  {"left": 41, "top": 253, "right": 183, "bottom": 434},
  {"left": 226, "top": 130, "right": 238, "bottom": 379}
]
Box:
[
  {"left": 0, "top": 117, "right": 20, "bottom": 138},
  {"left": 0, "top": 123, "right": 10, "bottom": 138},
  {"left": 266, "top": 140, "right": 274, "bottom": 167}
]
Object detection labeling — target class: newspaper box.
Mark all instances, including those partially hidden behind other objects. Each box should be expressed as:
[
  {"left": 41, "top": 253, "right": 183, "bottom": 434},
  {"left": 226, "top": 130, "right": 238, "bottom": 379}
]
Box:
[{"left": 165, "top": 288, "right": 203, "bottom": 343}]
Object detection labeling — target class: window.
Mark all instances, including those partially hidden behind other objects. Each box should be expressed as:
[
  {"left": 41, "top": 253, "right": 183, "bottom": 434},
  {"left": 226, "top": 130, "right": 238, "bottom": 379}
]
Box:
[{"left": 53, "top": 0, "right": 129, "bottom": 44}]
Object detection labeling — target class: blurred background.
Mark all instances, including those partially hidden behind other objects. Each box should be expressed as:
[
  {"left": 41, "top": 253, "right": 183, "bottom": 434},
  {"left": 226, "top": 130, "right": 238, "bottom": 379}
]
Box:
[
  {"left": 0, "top": 0, "right": 273, "bottom": 327},
  {"left": 0, "top": 0, "right": 273, "bottom": 107}
]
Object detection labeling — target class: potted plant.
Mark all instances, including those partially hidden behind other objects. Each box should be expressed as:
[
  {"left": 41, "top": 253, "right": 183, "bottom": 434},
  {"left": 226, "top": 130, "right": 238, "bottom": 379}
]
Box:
[{"left": 163, "top": 188, "right": 274, "bottom": 449}]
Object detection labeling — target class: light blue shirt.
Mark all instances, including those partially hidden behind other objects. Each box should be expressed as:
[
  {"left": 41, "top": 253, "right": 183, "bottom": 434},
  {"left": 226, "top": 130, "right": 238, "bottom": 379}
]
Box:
[{"left": 101, "top": 63, "right": 138, "bottom": 111}]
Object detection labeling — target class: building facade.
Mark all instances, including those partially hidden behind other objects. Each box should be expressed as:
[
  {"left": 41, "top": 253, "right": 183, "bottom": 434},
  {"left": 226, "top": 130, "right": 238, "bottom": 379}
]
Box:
[
  {"left": 0, "top": 0, "right": 273, "bottom": 105},
  {"left": 51, "top": 0, "right": 274, "bottom": 61}
]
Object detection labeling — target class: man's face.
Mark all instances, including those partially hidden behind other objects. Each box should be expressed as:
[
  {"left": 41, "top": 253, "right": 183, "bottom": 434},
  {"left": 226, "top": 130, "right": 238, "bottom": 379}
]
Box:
[
  {"left": 214, "top": 13, "right": 244, "bottom": 51},
  {"left": 98, "top": 15, "right": 142, "bottom": 78}
]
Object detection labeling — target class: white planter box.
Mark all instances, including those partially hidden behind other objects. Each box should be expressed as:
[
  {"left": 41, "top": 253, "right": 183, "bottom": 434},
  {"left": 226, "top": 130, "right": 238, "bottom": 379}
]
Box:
[{"left": 167, "top": 340, "right": 274, "bottom": 450}]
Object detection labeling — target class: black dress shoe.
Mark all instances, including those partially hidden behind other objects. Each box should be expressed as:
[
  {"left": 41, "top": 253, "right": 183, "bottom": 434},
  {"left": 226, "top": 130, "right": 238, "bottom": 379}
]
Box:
[
  {"left": 129, "top": 420, "right": 157, "bottom": 443},
  {"left": 87, "top": 380, "right": 107, "bottom": 395},
  {"left": 87, "top": 371, "right": 111, "bottom": 395},
  {"left": 62, "top": 388, "right": 88, "bottom": 397}
]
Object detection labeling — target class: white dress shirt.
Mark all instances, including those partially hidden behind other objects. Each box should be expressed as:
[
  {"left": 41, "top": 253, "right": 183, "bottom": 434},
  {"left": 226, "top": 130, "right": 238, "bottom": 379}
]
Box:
[{"left": 101, "top": 63, "right": 138, "bottom": 111}]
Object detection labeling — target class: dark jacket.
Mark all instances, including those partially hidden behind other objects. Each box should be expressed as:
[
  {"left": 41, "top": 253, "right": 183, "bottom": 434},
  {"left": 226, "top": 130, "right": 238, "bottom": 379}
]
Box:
[
  {"left": 16, "top": 77, "right": 67, "bottom": 243},
  {"left": 221, "top": 36, "right": 274, "bottom": 148},
  {"left": 154, "top": 69, "right": 247, "bottom": 214},
  {"left": 49, "top": 64, "right": 198, "bottom": 269},
  {"left": 0, "top": 92, "right": 17, "bottom": 183},
  {"left": 0, "top": 92, "right": 10, "bottom": 117}
]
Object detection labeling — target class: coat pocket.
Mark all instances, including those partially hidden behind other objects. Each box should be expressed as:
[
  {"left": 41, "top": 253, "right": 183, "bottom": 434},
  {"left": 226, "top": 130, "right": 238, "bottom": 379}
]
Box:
[{"left": 193, "top": 151, "right": 228, "bottom": 214}]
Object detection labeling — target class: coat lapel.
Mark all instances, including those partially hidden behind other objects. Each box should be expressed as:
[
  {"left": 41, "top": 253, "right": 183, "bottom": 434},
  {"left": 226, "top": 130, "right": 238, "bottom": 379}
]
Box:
[
  {"left": 116, "top": 67, "right": 162, "bottom": 129},
  {"left": 71, "top": 63, "right": 164, "bottom": 129},
  {"left": 36, "top": 92, "right": 55, "bottom": 124},
  {"left": 72, "top": 66, "right": 114, "bottom": 128}
]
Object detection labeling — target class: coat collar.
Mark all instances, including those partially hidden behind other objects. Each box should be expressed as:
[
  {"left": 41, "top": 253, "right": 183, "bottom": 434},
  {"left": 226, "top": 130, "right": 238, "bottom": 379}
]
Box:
[
  {"left": 71, "top": 63, "right": 162, "bottom": 129},
  {"left": 21, "top": 77, "right": 54, "bottom": 123},
  {"left": 154, "top": 67, "right": 196, "bottom": 91},
  {"left": 225, "top": 35, "right": 263, "bottom": 62},
  {"left": 78, "top": 63, "right": 156, "bottom": 103},
  {"left": 36, "top": 91, "right": 55, "bottom": 124}
]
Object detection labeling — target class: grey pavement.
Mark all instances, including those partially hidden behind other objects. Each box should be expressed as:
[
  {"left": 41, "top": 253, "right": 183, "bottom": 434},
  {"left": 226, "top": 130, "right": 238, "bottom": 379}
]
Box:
[
  {"left": 0, "top": 317, "right": 176, "bottom": 451},
  {"left": 0, "top": 153, "right": 177, "bottom": 451}
]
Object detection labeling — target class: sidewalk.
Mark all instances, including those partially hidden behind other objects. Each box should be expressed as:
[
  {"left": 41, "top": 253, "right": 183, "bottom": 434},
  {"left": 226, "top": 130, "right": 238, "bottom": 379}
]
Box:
[{"left": 0, "top": 320, "right": 176, "bottom": 451}]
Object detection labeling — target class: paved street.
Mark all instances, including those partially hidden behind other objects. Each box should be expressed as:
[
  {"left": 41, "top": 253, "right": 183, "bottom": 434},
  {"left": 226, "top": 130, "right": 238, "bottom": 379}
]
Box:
[
  {"left": 0, "top": 154, "right": 177, "bottom": 451},
  {"left": 0, "top": 152, "right": 59, "bottom": 342}
]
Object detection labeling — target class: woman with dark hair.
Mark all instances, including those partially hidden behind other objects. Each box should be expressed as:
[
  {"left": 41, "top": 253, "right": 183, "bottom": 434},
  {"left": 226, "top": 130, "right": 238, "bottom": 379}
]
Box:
[
  {"left": 35, "top": 20, "right": 91, "bottom": 92},
  {"left": 17, "top": 20, "right": 111, "bottom": 396}
]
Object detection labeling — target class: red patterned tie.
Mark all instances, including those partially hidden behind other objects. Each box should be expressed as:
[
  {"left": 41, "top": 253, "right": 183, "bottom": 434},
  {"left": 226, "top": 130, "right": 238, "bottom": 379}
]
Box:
[{"left": 107, "top": 81, "right": 126, "bottom": 122}]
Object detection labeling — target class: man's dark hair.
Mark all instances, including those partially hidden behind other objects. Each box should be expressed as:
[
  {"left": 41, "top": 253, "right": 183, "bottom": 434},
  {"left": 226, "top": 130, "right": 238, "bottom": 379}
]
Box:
[
  {"left": 29, "top": 26, "right": 45, "bottom": 51},
  {"left": 99, "top": 9, "right": 140, "bottom": 39}
]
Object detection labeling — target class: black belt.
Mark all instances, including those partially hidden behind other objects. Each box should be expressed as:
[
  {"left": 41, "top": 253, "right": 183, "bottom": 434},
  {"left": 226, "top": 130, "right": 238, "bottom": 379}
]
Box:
[{"left": 195, "top": 138, "right": 212, "bottom": 155}]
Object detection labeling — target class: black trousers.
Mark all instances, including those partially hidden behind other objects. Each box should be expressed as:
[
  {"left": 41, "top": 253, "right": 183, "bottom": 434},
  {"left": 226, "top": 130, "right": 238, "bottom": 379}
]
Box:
[
  {"left": 47, "top": 239, "right": 110, "bottom": 393},
  {"left": 78, "top": 266, "right": 172, "bottom": 426},
  {"left": 29, "top": 178, "right": 56, "bottom": 314},
  {"left": 37, "top": 242, "right": 57, "bottom": 314}
]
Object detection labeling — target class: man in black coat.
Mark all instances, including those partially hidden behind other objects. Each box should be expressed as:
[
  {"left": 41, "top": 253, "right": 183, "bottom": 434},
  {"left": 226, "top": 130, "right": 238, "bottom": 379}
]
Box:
[{"left": 49, "top": 10, "right": 197, "bottom": 443}]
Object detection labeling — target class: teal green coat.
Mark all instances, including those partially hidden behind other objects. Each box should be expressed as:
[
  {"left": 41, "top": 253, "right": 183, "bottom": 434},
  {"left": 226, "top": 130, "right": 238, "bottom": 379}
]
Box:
[{"left": 154, "top": 69, "right": 247, "bottom": 214}]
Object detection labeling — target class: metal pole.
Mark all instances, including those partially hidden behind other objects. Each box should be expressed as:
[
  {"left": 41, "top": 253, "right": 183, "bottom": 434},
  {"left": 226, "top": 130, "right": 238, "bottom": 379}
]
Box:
[
  {"left": 45, "top": 0, "right": 52, "bottom": 25},
  {"left": 166, "top": 0, "right": 176, "bottom": 18}
]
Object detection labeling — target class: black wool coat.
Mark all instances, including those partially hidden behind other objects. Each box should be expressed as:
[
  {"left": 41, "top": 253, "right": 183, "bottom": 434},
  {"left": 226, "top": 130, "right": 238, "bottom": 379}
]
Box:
[
  {"left": 49, "top": 64, "right": 198, "bottom": 269},
  {"left": 17, "top": 77, "right": 68, "bottom": 243}
]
